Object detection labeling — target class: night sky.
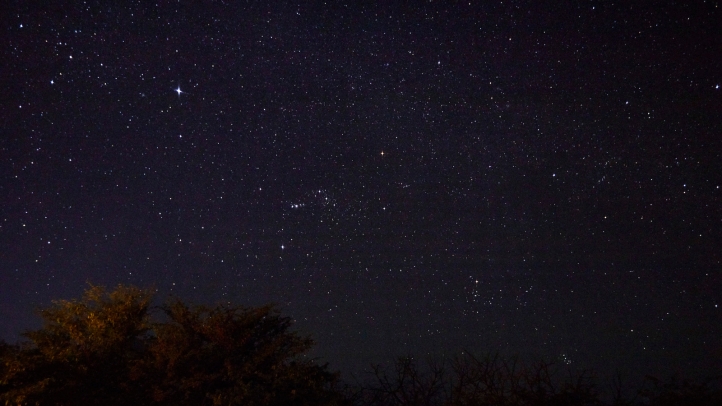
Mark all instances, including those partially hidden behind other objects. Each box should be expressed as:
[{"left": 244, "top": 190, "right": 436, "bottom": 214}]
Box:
[{"left": 2, "top": 1, "right": 721, "bottom": 381}]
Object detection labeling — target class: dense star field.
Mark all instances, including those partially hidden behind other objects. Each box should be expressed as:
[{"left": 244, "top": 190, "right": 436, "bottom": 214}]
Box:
[{"left": 1, "top": 1, "right": 721, "bottom": 381}]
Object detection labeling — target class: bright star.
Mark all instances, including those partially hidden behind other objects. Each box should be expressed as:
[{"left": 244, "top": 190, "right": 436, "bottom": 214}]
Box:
[{"left": 175, "top": 86, "right": 183, "bottom": 96}]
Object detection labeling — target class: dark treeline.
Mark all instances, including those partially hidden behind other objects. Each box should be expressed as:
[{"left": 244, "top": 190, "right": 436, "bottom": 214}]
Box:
[{"left": 1, "top": 285, "right": 719, "bottom": 405}]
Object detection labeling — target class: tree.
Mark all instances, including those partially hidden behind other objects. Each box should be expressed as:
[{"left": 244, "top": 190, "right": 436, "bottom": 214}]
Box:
[
  {"left": 637, "top": 375, "right": 722, "bottom": 406},
  {"left": 0, "top": 284, "right": 152, "bottom": 405},
  {"left": 0, "top": 284, "right": 345, "bottom": 406},
  {"left": 136, "top": 298, "right": 345, "bottom": 406},
  {"left": 354, "top": 352, "right": 602, "bottom": 406}
]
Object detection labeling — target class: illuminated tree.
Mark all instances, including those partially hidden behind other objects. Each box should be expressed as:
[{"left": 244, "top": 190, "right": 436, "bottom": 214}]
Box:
[
  {"left": 0, "top": 284, "right": 152, "bottom": 405},
  {"left": 0, "top": 284, "right": 345, "bottom": 406}
]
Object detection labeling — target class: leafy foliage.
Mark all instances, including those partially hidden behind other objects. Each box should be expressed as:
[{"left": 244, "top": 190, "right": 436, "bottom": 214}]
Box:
[
  {"left": 0, "top": 284, "right": 344, "bottom": 406},
  {"left": 137, "top": 299, "right": 345, "bottom": 406},
  {"left": 2, "top": 284, "right": 719, "bottom": 406},
  {"left": 0, "top": 285, "right": 152, "bottom": 405}
]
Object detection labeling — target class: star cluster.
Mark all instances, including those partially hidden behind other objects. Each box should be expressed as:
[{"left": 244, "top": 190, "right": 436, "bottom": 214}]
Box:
[{"left": 1, "top": 1, "right": 721, "bottom": 379}]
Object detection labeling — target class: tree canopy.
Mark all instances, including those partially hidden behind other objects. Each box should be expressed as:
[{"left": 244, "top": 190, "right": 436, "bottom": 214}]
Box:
[
  {"left": 2, "top": 285, "right": 719, "bottom": 406},
  {"left": 0, "top": 284, "right": 344, "bottom": 406}
]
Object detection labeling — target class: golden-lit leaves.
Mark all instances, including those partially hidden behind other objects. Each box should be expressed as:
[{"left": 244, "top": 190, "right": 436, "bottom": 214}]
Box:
[
  {"left": 24, "top": 284, "right": 153, "bottom": 361},
  {"left": 1, "top": 284, "right": 343, "bottom": 406}
]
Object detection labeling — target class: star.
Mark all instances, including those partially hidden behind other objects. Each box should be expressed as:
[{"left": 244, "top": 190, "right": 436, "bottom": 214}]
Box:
[{"left": 175, "top": 86, "right": 183, "bottom": 96}]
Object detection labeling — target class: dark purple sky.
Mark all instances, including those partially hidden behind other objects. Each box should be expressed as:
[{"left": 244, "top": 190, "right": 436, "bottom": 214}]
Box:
[{"left": 2, "top": 1, "right": 721, "bottom": 380}]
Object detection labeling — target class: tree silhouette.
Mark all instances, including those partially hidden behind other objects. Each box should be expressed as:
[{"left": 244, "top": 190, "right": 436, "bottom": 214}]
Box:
[
  {"left": 0, "top": 284, "right": 345, "bottom": 406},
  {"left": 136, "top": 298, "right": 345, "bottom": 405},
  {"left": 355, "top": 353, "right": 601, "bottom": 406},
  {"left": 637, "top": 375, "right": 722, "bottom": 406},
  {"left": 0, "top": 284, "right": 152, "bottom": 405},
  {"left": 2, "top": 284, "right": 719, "bottom": 406},
  {"left": 352, "top": 354, "right": 722, "bottom": 406}
]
